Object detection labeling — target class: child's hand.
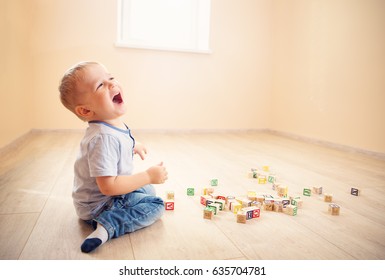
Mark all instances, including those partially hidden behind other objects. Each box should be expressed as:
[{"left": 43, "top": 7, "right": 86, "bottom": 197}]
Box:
[
  {"left": 146, "top": 162, "right": 168, "bottom": 184},
  {"left": 134, "top": 142, "right": 147, "bottom": 160}
]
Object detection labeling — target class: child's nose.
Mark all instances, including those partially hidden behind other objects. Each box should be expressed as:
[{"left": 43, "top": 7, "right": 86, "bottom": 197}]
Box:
[{"left": 108, "top": 81, "right": 117, "bottom": 89}]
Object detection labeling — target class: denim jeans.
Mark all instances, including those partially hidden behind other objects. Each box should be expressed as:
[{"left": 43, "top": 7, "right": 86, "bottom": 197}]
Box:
[{"left": 92, "top": 185, "right": 165, "bottom": 240}]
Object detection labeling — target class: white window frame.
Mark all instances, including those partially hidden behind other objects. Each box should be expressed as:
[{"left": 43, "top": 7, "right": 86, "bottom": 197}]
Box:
[{"left": 116, "top": 0, "right": 211, "bottom": 54}]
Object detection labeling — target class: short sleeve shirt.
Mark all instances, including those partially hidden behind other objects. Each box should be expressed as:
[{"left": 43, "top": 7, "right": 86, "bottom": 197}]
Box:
[{"left": 73, "top": 121, "right": 135, "bottom": 220}]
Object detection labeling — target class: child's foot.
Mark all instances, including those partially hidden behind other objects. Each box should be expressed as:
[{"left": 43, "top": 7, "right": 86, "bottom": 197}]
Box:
[{"left": 81, "top": 223, "right": 108, "bottom": 253}]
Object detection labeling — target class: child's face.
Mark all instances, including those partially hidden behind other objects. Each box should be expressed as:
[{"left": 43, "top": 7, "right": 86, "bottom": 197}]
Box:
[{"left": 76, "top": 64, "right": 126, "bottom": 123}]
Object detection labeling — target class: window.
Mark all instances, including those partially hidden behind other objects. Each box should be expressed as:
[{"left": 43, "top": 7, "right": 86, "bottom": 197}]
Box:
[{"left": 116, "top": 0, "right": 211, "bottom": 53}]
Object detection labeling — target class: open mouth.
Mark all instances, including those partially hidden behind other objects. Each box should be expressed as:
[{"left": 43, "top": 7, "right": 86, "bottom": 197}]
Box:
[{"left": 112, "top": 93, "right": 123, "bottom": 104}]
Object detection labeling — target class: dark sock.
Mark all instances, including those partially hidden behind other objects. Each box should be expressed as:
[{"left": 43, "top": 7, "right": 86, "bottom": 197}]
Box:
[{"left": 81, "top": 238, "right": 102, "bottom": 253}]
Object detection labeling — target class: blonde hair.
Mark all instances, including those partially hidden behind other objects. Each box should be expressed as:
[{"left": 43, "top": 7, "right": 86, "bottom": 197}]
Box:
[{"left": 59, "top": 61, "right": 99, "bottom": 120}]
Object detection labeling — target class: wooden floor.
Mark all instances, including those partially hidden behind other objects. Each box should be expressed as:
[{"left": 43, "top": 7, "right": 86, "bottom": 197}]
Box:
[{"left": 1, "top": 130, "right": 384, "bottom": 260}]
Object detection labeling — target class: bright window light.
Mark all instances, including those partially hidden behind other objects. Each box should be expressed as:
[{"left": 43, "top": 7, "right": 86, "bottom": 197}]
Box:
[{"left": 116, "top": 0, "right": 211, "bottom": 53}]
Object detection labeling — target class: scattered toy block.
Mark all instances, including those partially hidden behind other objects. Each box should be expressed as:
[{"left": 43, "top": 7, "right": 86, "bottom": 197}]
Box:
[
  {"left": 236, "top": 212, "right": 247, "bottom": 223},
  {"left": 165, "top": 200, "right": 174, "bottom": 210},
  {"left": 262, "top": 165, "right": 270, "bottom": 172},
  {"left": 187, "top": 188, "right": 195, "bottom": 196},
  {"left": 203, "top": 187, "right": 214, "bottom": 195},
  {"left": 200, "top": 195, "right": 211, "bottom": 206},
  {"left": 351, "top": 188, "right": 360, "bottom": 196},
  {"left": 207, "top": 204, "right": 220, "bottom": 215},
  {"left": 230, "top": 202, "right": 242, "bottom": 213},
  {"left": 268, "top": 174, "right": 276, "bottom": 183},
  {"left": 258, "top": 176, "right": 267, "bottom": 184},
  {"left": 203, "top": 207, "right": 214, "bottom": 219},
  {"left": 324, "top": 193, "right": 333, "bottom": 202},
  {"left": 328, "top": 203, "right": 340, "bottom": 215},
  {"left": 274, "top": 200, "right": 283, "bottom": 212},
  {"left": 247, "top": 190, "right": 257, "bottom": 199},
  {"left": 214, "top": 200, "right": 224, "bottom": 211},
  {"left": 285, "top": 205, "right": 297, "bottom": 216},
  {"left": 312, "top": 186, "right": 323, "bottom": 195},
  {"left": 210, "top": 179, "right": 218, "bottom": 186},
  {"left": 282, "top": 199, "right": 290, "bottom": 207},
  {"left": 291, "top": 198, "right": 303, "bottom": 208},
  {"left": 276, "top": 185, "right": 288, "bottom": 197},
  {"left": 263, "top": 200, "right": 274, "bottom": 211},
  {"left": 303, "top": 188, "right": 311, "bottom": 196},
  {"left": 256, "top": 195, "right": 265, "bottom": 204},
  {"left": 166, "top": 191, "right": 174, "bottom": 200}
]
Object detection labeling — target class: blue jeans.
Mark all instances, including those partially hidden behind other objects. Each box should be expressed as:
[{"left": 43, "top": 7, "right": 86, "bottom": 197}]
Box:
[{"left": 92, "top": 185, "right": 164, "bottom": 240}]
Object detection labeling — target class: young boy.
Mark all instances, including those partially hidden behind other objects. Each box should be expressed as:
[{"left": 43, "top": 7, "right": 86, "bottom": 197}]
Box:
[{"left": 59, "top": 61, "right": 168, "bottom": 253}]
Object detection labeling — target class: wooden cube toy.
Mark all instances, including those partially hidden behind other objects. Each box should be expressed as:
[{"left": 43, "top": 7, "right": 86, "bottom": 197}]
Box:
[
  {"left": 210, "top": 179, "right": 218, "bottom": 186},
  {"left": 303, "top": 188, "right": 311, "bottom": 196},
  {"left": 203, "top": 207, "right": 214, "bottom": 219},
  {"left": 291, "top": 198, "right": 303, "bottom": 208},
  {"left": 324, "top": 193, "right": 333, "bottom": 202},
  {"left": 165, "top": 200, "right": 174, "bottom": 210},
  {"left": 328, "top": 203, "right": 340, "bottom": 215},
  {"left": 351, "top": 188, "right": 360, "bottom": 196},
  {"left": 286, "top": 205, "right": 297, "bottom": 216},
  {"left": 258, "top": 176, "right": 267, "bottom": 184},
  {"left": 187, "top": 188, "right": 194, "bottom": 196},
  {"left": 312, "top": 186, "right": 323, "bottom": 195},
  {"left": 268, "top": 174, "right": 276, "bottom": 183},
  {"left": 236, "top": 212, "right": 247, "bottom": 224},
  {"left": 166, "top": 191, "right": 174, "bottom": 200},
  {"left": 200, "top": 195, "right": 211, "bottom": 206}
]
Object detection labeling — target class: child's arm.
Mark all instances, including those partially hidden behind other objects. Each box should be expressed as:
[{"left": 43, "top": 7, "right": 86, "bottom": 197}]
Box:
[{"left": 96, "top": 162, "right": 168, "bottom": 196}]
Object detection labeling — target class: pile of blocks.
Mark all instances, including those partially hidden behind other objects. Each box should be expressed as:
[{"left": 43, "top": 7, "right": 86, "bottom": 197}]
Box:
[{"left": 165, "top": 166, "right": 362, "bottom": 221}]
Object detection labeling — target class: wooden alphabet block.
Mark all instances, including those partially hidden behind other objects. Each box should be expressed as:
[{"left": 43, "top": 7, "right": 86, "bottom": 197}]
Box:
[
  {"left": 262, "top": 165, "right": 270, "bottom": 172},
  {"left": 351, "top": 188, "right": 360, "bottom": 196},
  {"left": 277, "top": 185, "right": 288, "bottom": 197},
  {"left": 166, "top": 191, "right": 174, "bottom": 200},
  {"left": 291, "top": 198, "right": 303, "bottom": 208},
  {"left": 285, "top": 205, "right": 297, "bottom": 216},
  {"left": 258, "top": 176, "right": 267, "bottom": 184},
  {"left": 200, "top": 195, "right": 211, "bottom": 206},
  {"left": 214, "top": 200, "right": 224, "bottom": 211},
  {"left": 230, "top": 202, "right": 242, "bottom": 214},
  {"left": 165, "top": 200, "right": 174, "bottom": 210},
  {"left": 187, "top": 188, "right": 194, "bottom": 196},
  {"left": 274, "top": 200, "right": 283, "bottom": 212},
  {"left": 268, "top": 174, "right": 276, "bottom": 183},
  {"left": 328, "top": 203, "right": 340, "bottom": 215},
  {"left": 208, "top": 204, "right": 220, "bottom": 215},
  {"left": 263, "top": 200, "right": 274, "bottom": 211},
  {"left": 236, "top": 212, "right": 247, "bottom": 223},
  {"left": 324, "top": 193, "right": 333, "bottom": 202},
  {"left": 210, "top": 179, "right": 218, "bottom": 186},
  {"left": 282, "top": 199, "right": 290, "bottom": 207},
  {"left": 203, "top": 187, "right": 214, "bottom": 195},
  {"left": 312, "top": 186, "right": 323, "bottom": 195},
  {"left": 203, "top": 207, "right": 214, "bottom": 219},
  {"left": 247, "top": 190, "right": 257, "bottom": 199},
  {"left": 303, "top": 188, "right": 311, "bottom": 196}
]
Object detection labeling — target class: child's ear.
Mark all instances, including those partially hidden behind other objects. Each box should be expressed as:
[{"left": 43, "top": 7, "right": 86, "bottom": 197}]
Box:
[{"left": 75, "top": 105, "right": 93, "bottom": 119}]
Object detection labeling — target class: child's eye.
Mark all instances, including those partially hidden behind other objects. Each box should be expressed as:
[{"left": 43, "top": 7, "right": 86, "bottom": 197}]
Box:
[{"left": 96, "top": 83, "right": 104, "bottom": 91}]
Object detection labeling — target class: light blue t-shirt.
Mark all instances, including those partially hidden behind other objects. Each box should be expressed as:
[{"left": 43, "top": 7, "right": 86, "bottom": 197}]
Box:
[{"left": 73, "top": 121, "right": 135, "bottom": 220}]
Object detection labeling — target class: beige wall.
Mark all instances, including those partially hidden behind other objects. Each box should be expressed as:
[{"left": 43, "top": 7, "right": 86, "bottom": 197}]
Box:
[
  {"left": 271, "top": 0, "right": 385, "bottom": 154},
  {"left": 0, "top": 0, "right": 34, "bottom": 146},
  {"left": 27, "top": 0, "right": 273, "bottom": 132},
  {"left": 1, "top": 0, "right": 384, "bottom": 154}
]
